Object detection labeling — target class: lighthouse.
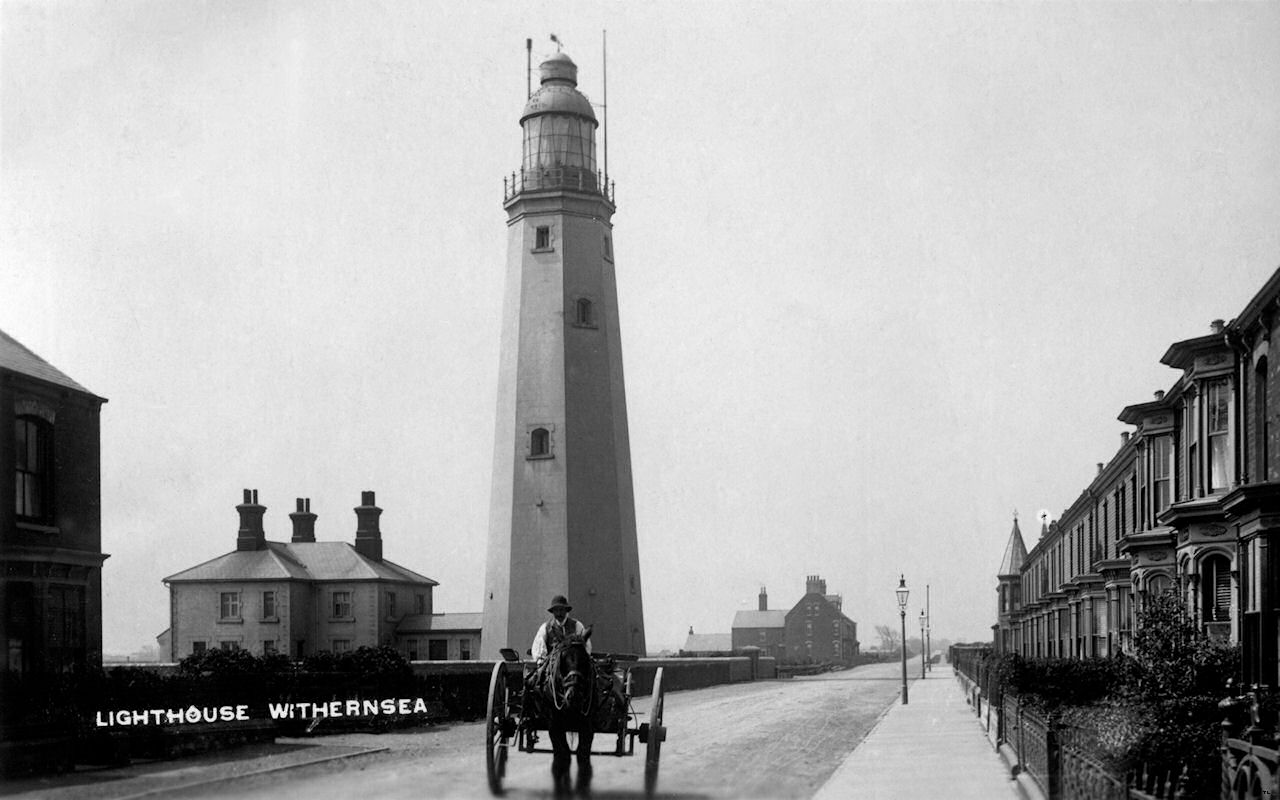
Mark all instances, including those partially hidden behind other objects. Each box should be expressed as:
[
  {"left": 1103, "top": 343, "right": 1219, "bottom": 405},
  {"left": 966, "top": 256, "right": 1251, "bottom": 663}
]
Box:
[{"left": 481, "top": 48, "right": 646, "bottom": 658}]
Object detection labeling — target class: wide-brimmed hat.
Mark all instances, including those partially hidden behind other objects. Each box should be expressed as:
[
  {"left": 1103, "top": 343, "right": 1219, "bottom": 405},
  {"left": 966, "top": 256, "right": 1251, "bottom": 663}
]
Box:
[{"left": 547, "top": 595, "right": 572, "bottom": 613}]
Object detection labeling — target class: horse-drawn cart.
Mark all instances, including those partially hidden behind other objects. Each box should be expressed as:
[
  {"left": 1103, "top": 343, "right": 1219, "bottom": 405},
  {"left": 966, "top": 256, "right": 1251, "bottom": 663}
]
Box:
[{"left": 485, "top": 647, "right": 666, "bottom": 797}]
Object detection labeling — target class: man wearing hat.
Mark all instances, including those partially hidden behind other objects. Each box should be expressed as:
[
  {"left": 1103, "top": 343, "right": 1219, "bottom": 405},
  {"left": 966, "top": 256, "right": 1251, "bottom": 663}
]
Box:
[{"left": 531, "top": 594, "right": 591, "bottom": 662}]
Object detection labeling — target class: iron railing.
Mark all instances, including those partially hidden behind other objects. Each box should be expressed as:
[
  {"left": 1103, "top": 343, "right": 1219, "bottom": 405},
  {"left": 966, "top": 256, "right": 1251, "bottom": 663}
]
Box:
[{"left": 503, "top": 166, "right": 615, "bottom": 204}]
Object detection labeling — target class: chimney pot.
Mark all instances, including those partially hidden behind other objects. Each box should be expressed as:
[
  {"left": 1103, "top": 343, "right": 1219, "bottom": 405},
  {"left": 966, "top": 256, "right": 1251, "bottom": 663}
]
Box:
[
  {"left": 1097, "top": 462, "right": 1104, "bottom": 474},
  {"left": 236, "top": 489, "right": 267, "bottom": 551},
  {"left": 1154, "top": 390, "right": 1165, "bottom": 401},
  {"left": 1122, "top": 431, "right": 1131, "bottom": 444},
  {"left": 1211, "top": 319, "right": 1225, "bottom": 333},
  {"left": 354, "top": 490, "right": 384, "bottom": 561},
  {"left": 289, "top": 495, "right": 318, "bottom": 543}
]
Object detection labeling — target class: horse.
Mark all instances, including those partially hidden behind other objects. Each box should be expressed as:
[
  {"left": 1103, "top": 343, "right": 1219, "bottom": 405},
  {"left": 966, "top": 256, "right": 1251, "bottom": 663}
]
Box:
[{"left": 537, "top": 631, "right": 597, "bottom": 796}]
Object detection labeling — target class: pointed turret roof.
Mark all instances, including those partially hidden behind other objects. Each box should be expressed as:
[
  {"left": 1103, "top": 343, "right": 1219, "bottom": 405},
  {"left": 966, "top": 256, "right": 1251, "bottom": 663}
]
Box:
[{"left": 998, "top": 516, "right": 1028, "bottom": 577}]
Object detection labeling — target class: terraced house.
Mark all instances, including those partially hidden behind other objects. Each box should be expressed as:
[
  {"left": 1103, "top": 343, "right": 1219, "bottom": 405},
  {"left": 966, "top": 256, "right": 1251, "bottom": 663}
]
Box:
[{"left": 995, "top": 267, "right": 1280, "bottom": 687}]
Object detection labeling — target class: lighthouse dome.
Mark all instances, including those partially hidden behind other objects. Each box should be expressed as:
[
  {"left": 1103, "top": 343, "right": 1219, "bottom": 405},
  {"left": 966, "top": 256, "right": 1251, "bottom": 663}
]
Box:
[{"left": 520, "top": 52, "right": 597, "bottom": 125}]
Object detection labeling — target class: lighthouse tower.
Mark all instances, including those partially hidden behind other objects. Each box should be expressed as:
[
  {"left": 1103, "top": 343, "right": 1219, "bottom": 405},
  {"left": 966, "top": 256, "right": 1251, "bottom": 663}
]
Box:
[{"left": 481, "top": 49, "right": 646, "bottom": 658}]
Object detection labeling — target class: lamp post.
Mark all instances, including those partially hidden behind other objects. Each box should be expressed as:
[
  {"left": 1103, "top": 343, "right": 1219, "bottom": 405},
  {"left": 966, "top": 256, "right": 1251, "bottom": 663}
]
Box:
[
  {"left": 896, "top": 575, "right": 909, "bottom": 705},
  {"left": 919, "top": 609, "right": 927, "bottom": 679},
  {"left": 926, "top": 584, "right": 932, "bottom": 673}
]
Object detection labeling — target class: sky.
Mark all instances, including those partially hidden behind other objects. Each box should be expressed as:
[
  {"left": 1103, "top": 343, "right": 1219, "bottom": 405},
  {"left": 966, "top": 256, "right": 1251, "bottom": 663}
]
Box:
[{"left": 2, "top": 1, "right": 1279, "bottom": 655}]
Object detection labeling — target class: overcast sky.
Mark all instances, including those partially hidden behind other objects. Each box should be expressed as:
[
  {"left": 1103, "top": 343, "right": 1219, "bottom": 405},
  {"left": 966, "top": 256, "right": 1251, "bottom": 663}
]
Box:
[{"left": 3, "top": 1, "right": 1279, "bottom": 654}]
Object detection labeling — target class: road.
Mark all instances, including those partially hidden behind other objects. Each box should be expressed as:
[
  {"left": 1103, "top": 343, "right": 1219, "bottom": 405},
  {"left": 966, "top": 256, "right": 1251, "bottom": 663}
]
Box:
[{"left": 5, "top": 659, "right": 917, "bottom": 800}]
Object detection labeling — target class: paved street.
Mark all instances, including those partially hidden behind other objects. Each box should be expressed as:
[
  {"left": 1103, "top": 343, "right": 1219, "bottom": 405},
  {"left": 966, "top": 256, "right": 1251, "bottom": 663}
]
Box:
[{"left": 4, "top": 659, "right": 913, "bottom": 800}]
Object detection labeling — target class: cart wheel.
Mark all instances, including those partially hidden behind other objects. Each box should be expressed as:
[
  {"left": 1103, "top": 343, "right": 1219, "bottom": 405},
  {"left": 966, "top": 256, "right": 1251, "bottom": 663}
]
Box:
[
  {"left": 486, "top": 662, "right": 511, "bottom": 796},
  {"left": 645, "top": 667, "right": 665, "bottom": 798}
]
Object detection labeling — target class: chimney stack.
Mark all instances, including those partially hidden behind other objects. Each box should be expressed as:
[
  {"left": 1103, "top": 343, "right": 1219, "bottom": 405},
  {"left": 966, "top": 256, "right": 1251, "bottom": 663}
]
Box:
[
  {"left": 758, "top": 586, "right": 768, "bottom": 611},
  {"left": 1211, "top": 319, "right": 1225, "bottom": 334},
  {"left": 236, "top": 489, "right": 267, "bottom": 551},
  {"left": 1154, "top": 390, "right": 1165, "bottom": 401},
  {"left": 354, "top": 490, "right": 383, "bottom": 562},
  {"left": 1097, "top": 462, "right": 1104, "bottom": 475},
  {"left": 1121, "top": 431, "right": 1131, "bottom": 445},
  {"left": 290, "top": 498, "right": 317, "bottom": 543},
  {"left": 806, "top": 575, "right": 826, "bottom": 596}
]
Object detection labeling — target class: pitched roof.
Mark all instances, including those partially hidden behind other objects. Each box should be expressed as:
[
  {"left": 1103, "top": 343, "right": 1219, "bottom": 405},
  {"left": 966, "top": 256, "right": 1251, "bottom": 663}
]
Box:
[
  {"left": 0, "top": 328, "right": 100, "bottom": 398},
  {"left": 681, "top": 632, "right": 732, "bottom": 653},
  {"left": 731, "top": 610, "right": 786, "bottom": 629},
  {"left": 396, "top": 612, "right": 483, "bottom": 634},
  {"left": 163, "top": 541, "right": 437, "bottom": 585},
  {"left": 998, "top": 517, "right": 1029, "bottom": 576}
]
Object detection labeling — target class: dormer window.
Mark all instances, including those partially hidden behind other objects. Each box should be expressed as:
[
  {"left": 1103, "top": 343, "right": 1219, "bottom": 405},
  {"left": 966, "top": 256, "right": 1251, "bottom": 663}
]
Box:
[{"left": 534, "top": 226, "right": 551, "bottom": 251}]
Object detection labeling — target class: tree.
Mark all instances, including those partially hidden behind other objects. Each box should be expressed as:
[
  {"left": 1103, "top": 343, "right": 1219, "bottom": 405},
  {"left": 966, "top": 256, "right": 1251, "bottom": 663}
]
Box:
[{"left": 875, "top": 624, "right": 901, "bottom": 652}]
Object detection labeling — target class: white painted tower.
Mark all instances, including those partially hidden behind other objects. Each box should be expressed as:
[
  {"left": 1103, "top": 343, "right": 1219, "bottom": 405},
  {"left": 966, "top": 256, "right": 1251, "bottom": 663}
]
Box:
[{"left": 481, "top": 49, "right": 645, "bottom": 658}]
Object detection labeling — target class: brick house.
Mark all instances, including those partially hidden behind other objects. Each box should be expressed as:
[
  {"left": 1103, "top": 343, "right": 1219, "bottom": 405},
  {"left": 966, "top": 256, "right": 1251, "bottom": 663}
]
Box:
[
  {"left": 163, "top": 490, "right": 436, "bottom": 660},
  {"left": 783, "top": 576, "right": 859, "bottom": 665},
  {"left": 731, "top": 587, "right": 786, "bottom": 658},
  {"left": 0, "top": 329, "right": 108, "bottom": 673}
]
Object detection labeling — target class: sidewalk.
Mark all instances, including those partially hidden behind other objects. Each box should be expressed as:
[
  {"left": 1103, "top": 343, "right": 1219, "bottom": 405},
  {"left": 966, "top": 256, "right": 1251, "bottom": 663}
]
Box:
[{"left": 813, "top": 665, "right": 1019, "bottom": 799}]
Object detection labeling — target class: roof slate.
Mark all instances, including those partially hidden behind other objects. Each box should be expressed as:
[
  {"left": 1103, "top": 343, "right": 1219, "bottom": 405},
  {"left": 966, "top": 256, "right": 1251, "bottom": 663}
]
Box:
[
  {"left": 731, "top": 610, "right": 786, "bottom": 629},
  {"left": 163, "top": 541, "right": 438, "bottom": 585},
  {"left": 998, "top": 518, "right": 1029, "bottom": 576},
  {"left": 681, "top": 633, "right": 732, "bottom": 653},
  {"left": 0, "top": 328, "right": 98, "bottom": 397}
]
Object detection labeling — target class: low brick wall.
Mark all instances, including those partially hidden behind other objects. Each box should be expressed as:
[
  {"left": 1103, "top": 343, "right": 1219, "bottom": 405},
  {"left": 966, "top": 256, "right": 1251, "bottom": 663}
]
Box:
[{"left": 411, "top": 655, "right": 776, "bottom": 700}]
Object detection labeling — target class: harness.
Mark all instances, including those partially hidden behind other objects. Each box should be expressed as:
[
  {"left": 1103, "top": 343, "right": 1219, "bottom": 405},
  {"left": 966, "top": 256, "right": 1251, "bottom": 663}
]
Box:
[{"left": 544, "top": 637, "right": 596, "bottom": 717}]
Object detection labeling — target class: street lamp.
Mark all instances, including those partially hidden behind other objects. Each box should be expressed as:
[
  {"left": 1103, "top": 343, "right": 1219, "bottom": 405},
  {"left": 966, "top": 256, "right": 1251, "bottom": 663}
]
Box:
[
  {"left": 919, "top": 609, "right": 927, "bottom": 679},
  {"left": 896, "top": 575, "right": 909, "bottom": 705},
  {"left": 925, "top": 584, "right": 932, "bottom": 673}
]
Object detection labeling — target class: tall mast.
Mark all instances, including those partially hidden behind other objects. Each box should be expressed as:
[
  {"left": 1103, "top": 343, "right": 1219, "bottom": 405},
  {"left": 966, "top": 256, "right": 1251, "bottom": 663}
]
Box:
[{"left": 602, "top": 30, "right": 608, "bottom": 182}]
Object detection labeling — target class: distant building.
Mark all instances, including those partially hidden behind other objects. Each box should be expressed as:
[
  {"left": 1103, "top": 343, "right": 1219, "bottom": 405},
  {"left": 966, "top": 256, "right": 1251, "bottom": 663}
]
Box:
[
  {"left": 163, "top": 490, "right": 439, "bottom": 660},
  {"left": 731, "top": 587, "right": 786, "bottom": 658},
  {"left": 783, "top": 576, "right": 859, "bottom": 664},
  {"left": 680, "top": 627, "right": 732, "bottom": 657},
  {"left": 396, "top": 612, "right": 482, "bottom": 661},
  {"left": 0, "top": 329, "right": 108, "bottom": 674}
]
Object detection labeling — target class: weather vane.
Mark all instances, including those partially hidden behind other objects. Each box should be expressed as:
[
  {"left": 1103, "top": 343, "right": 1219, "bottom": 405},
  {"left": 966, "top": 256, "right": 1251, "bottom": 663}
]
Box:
[{"left": 550, "top": 33, "right": 562, "bottom": 52}]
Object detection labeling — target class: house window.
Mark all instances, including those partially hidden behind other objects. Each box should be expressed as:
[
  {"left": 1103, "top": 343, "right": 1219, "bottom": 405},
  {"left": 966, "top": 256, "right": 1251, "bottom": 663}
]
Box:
[
  {"left": 428, "top": 639, "right": 448, "bottom": 660},
  {"left": 1152, "top": 435, "right": 1172, "bottom": 515},
  {"left": 219, "top": 592, "right": 241, "bottom": 620},
  {"left": 386, "top": 591, "right": 396, "bottom": 618},
  {"left": 1202, "top": 554, "right": 1232, "bottom": 622},
  {"left": 460, "top": 638, "right": 472, "bottom": 660},
  {"left": 1257, "top": 358, "right": 1270, "bottom": 482},
  {"left": 1187, "top": 393, "right": 1201, "bottom": 497},
  {"left": 529, "top": 427, "right": 551, "bottom": 458},
  {"left": 332, "top": 591, "right": 352, "bottom": 619},
  {"left": 14, "top": 416, "right": 53, "bottom": 520},
  {"left": 262, "top": 591, "right": 276, "bottom": 619},
  {"left": 415, "top": 594, "right": 426, "bottom": 614},
  {"left": 192, "top": 641, "right": 207, "bottom": 655},
  {"left": 219, "top": 641, "right": 240, "bottom": 651},
  {"left": 262, "top": 640, "right": 277, "bottom": 656},
  {"left": 1207, "top": 380, "right": 1231, "bottom": 493},
  {"left": 332, "top": 639, "right": 351, "bottom": 653},
  {"left": 534, "top": 226, "right": 551, "bottom": 250},
  {"left": 407, "top": 639, "right": 419, "bottom": 660}
]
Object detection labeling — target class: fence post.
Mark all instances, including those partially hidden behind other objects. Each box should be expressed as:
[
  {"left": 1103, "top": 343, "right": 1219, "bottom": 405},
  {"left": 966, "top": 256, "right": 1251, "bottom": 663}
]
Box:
[{"left": 1047, "top": 719, "right": 1060, "bottom": 800}]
